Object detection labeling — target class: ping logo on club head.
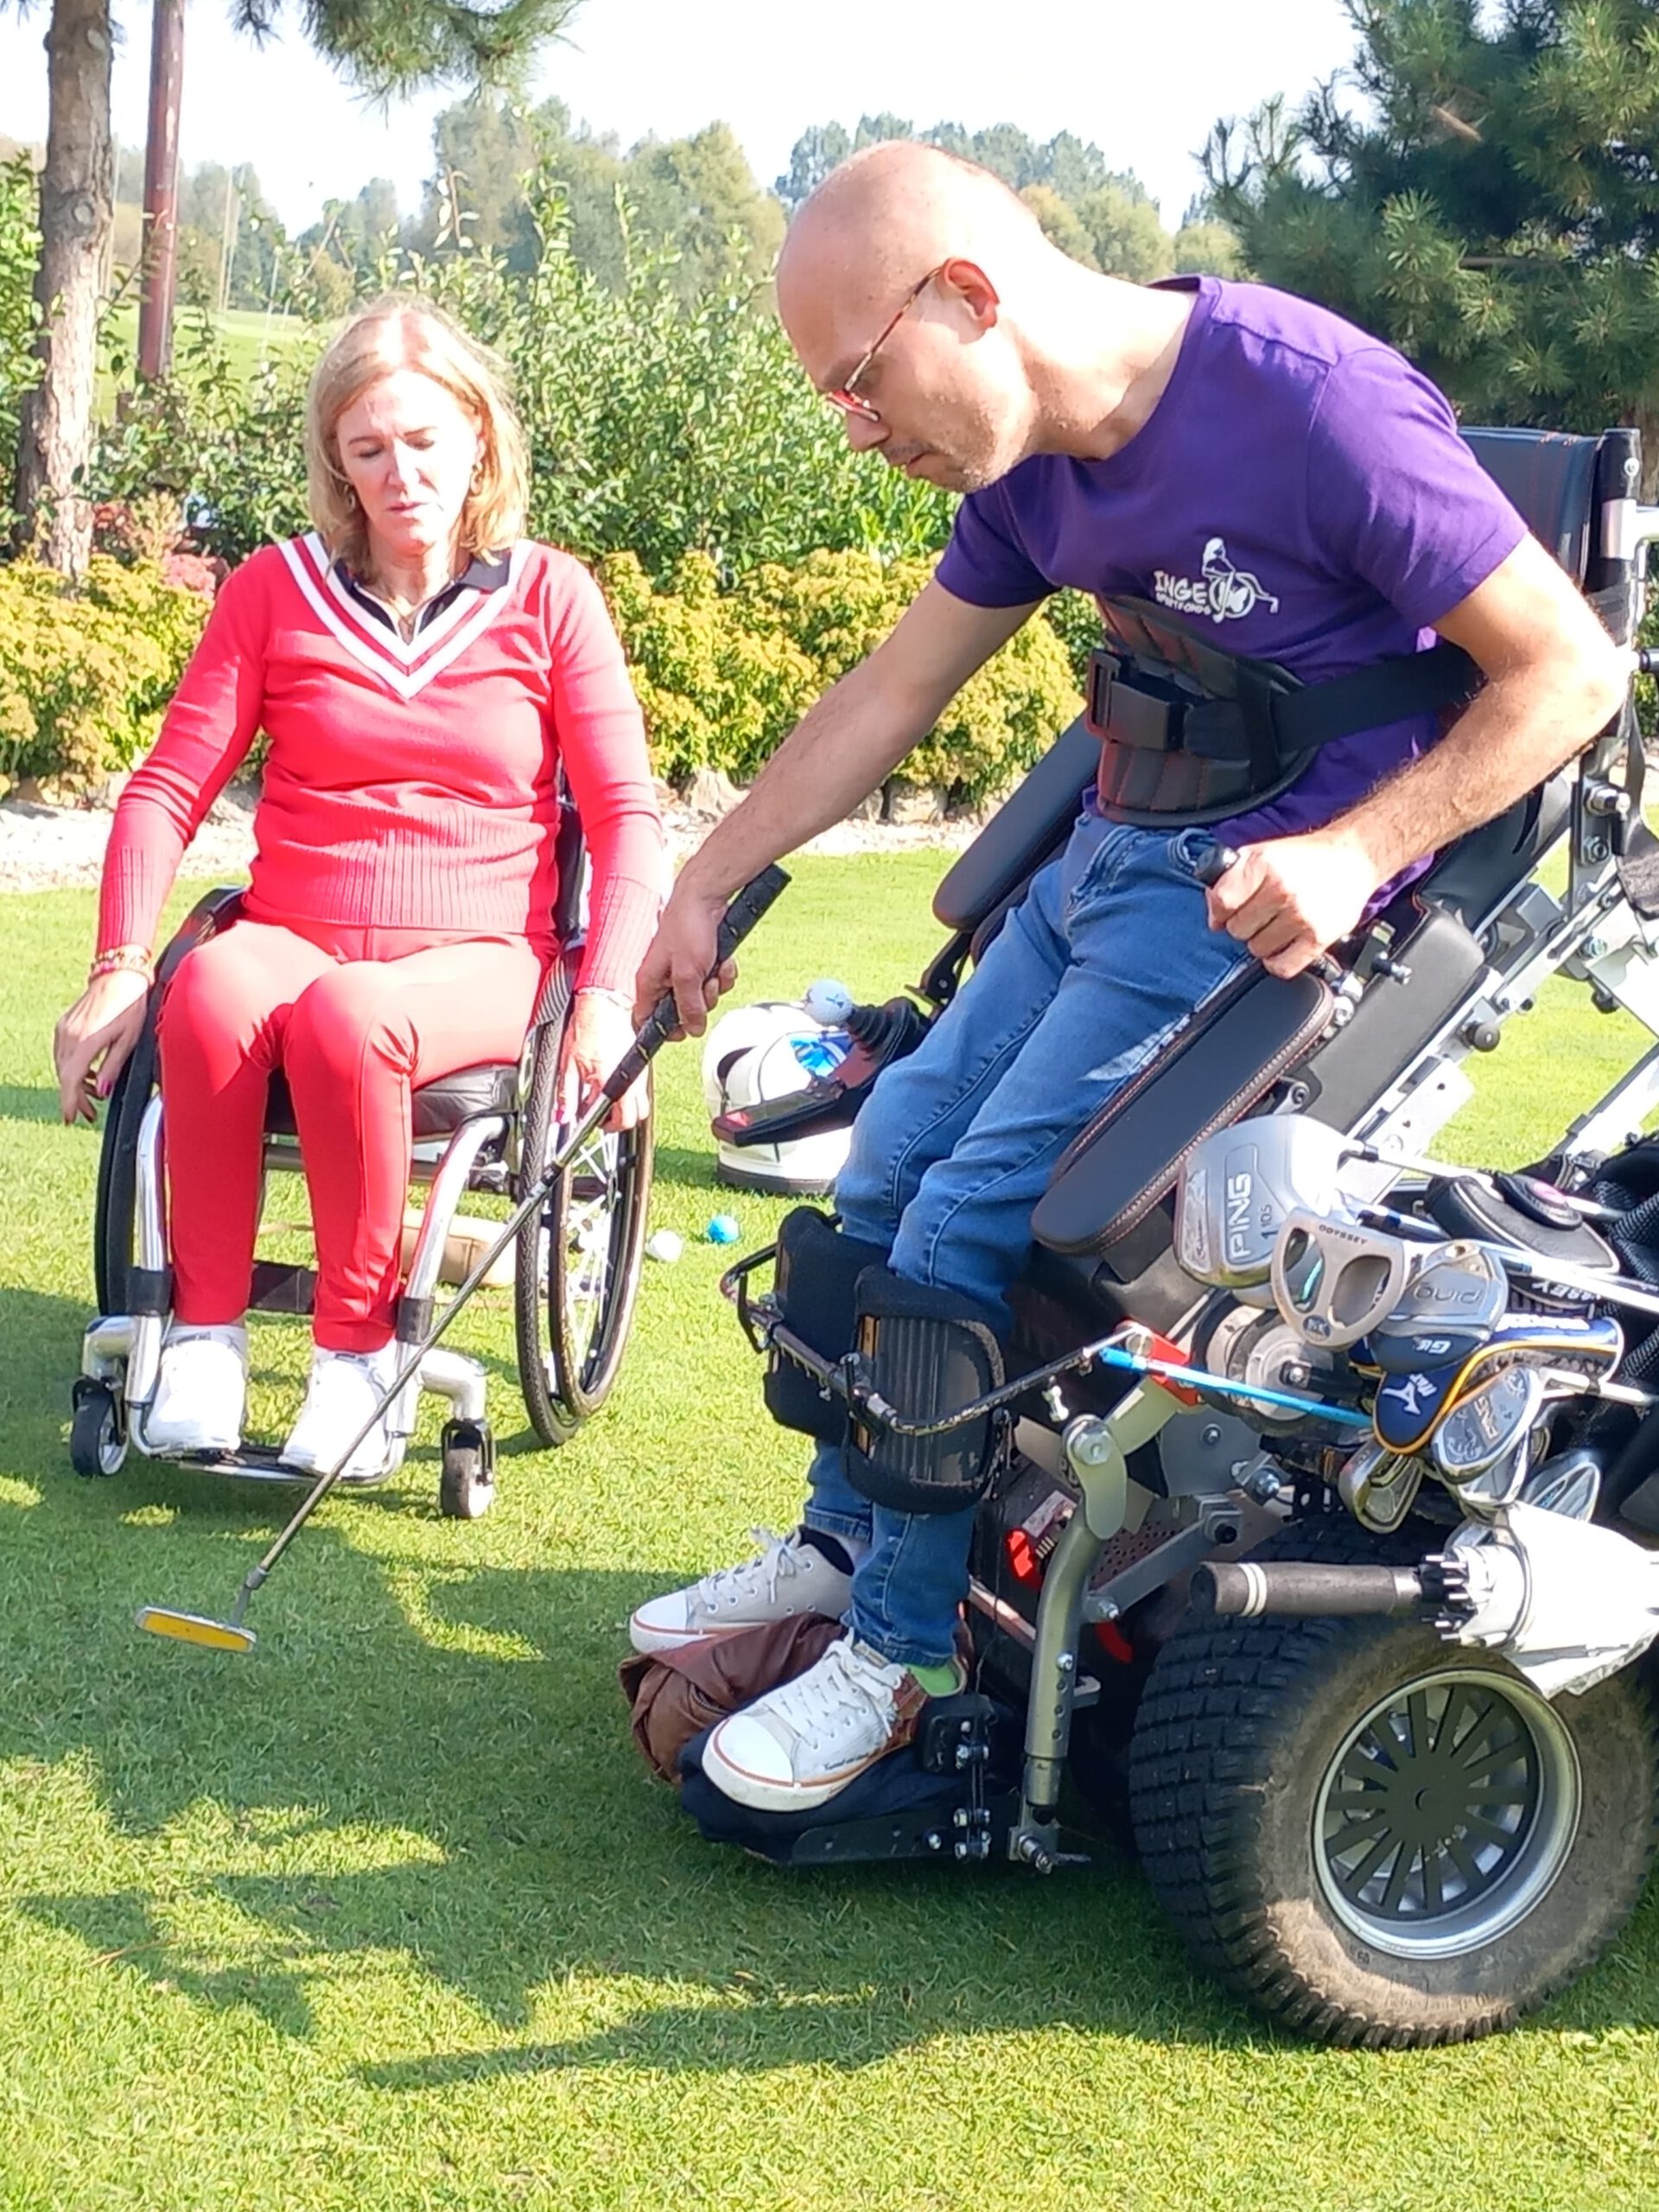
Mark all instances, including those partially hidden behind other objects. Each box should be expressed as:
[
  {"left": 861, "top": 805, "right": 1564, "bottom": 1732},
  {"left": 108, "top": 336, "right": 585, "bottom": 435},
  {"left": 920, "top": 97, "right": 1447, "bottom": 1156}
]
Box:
[
  {"left": 1224, "top": 1164, "right": 1255, "bottom": 1264},
  {"left": 1391, "top": 1372, "right": 1435, "bottom": 1419}
]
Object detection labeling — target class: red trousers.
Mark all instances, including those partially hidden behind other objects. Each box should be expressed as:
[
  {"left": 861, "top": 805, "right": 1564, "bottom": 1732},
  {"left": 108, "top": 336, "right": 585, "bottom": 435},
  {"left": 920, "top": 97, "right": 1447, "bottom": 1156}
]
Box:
[{"left": 158, "top": 913, "right": 545, "bottom": 1351}]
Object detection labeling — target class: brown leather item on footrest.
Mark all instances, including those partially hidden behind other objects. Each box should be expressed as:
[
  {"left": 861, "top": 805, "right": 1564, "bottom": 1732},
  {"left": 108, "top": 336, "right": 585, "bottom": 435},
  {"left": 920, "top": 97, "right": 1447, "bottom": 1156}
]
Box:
[{"left": 620, "top": 1613, "right": 847, "bottom": 1783}]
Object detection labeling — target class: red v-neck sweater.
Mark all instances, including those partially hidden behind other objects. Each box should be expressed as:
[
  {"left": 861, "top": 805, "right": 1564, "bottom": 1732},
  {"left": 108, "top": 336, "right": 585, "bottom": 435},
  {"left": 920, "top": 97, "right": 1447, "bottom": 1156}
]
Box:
[{"left": 99, "top": 535, "right": 664, "bottom": 996}]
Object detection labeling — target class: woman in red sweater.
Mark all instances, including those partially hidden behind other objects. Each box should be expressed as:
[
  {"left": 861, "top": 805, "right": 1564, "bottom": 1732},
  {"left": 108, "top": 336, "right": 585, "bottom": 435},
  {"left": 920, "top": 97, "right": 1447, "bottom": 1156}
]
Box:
[{"left": 53, "top": 294, "right": 664, "bottom": 1476}]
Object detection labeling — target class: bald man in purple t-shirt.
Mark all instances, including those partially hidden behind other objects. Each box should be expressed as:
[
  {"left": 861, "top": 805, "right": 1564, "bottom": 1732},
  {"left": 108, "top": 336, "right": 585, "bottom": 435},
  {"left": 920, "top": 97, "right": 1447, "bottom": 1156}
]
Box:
[{"left": 632, "top": 141, "right": 1625, "bottom": 1816}]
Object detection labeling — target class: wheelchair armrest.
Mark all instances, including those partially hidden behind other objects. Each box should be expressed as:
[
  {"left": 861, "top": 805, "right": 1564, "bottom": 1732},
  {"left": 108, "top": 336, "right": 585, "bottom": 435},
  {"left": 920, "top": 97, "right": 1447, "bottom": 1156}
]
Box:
[{"left": 1031, "top": 963, "right": 1334, "bottom": 1265}]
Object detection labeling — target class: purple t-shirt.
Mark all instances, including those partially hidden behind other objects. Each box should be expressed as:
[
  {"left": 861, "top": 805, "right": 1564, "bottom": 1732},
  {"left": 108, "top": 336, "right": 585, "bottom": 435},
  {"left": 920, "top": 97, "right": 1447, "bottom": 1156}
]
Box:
[{"left": 936, "top": 277, "right": 1528, "bottom": 867}]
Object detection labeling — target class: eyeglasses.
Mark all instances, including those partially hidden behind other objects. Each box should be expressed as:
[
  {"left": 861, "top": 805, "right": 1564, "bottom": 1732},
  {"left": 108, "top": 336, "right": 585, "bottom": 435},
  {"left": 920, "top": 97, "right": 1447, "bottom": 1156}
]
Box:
[{"left": 822, "top": 265, "right": 944, "bottom": 423}]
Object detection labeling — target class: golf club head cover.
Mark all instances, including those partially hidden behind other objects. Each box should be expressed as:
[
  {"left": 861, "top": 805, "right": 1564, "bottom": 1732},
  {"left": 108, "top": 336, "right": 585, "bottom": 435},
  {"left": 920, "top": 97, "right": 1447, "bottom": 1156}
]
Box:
[
  {"left": 844, "top": 1266, "right": 1007, "bottom": 1515},
  {"left": 762, "top": 1207, "right": 891, "bottom": 1442}
]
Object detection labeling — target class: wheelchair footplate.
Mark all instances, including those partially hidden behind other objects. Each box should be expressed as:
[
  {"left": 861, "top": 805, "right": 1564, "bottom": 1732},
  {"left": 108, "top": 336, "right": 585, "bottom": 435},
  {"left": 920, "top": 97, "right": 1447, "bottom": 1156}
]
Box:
[
  {"left": 149, "top": 1440, "right": 404, "bottom": 1489},
  {"left": 678, "top": 1693, "right": 1027, "bottom": 1867}
]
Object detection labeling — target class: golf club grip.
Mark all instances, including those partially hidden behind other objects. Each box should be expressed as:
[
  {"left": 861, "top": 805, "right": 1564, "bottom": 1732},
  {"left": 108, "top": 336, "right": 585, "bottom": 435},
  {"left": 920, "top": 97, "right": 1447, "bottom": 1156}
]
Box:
[
  {"left": 603, "top": 862, "right": 791, "bottom": 1101},
  {"left": 1196, "top": 1560, "right": 1427, "bottom": 1618},
  {"left": 1192, "top": 842, "right": 1345, "bottom": 991}
]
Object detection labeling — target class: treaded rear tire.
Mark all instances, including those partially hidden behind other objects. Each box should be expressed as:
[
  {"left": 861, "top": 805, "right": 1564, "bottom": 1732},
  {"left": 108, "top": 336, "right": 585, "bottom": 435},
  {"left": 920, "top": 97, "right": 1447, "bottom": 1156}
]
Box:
[{"left": 1128, "top": 1516, "right": 1659, "bottom": 2047}]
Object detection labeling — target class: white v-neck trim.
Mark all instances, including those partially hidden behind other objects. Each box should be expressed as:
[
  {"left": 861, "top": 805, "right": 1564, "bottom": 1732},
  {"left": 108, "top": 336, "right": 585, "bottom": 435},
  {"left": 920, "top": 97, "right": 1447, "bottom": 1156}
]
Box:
[{"left": 278, "top": 534, "right": 527, "bottom": 701}]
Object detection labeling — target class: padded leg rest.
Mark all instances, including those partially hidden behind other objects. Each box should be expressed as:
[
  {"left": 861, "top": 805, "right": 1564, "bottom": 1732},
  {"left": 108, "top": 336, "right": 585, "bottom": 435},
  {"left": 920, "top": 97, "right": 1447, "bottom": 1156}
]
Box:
[
  {"left": 846, "top": 1268, "right": 1007, "bottom": 1515},
  {"left": 764, "top": 1208, "right": 889, "bottom": 1442},
  {"left": 1030, "top": 963, "right": 1333, "bottom": 1263}
]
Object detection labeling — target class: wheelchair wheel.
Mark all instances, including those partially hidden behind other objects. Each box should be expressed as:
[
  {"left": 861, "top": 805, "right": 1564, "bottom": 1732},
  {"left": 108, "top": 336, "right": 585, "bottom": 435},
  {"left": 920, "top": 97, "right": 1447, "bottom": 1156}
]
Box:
[
  {"left": 92, "top": 1007, "right": 161, "bottom": 1317},
  {"left": 69, "top": 1378, "right": 127, "bottom": 1478},
  {"left": 513, "top": 1024, "right": 654, "bottom": 1446}
]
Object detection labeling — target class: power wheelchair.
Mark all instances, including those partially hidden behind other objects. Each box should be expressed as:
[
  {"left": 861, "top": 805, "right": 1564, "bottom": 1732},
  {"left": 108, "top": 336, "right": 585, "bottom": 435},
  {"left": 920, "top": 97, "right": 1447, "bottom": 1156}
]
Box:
[
  {"left": 709, "top": 424, "right": 1659, "bottom": 2045},
  {"left": 72, "top": 791, "right": 654, "bottom": 1516}
]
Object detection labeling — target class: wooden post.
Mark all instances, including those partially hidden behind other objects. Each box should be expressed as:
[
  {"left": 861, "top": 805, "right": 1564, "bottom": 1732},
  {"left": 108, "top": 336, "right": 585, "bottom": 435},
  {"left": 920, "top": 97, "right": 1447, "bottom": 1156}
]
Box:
[{"left": 136, "top": 0, "right": 184, "bottom": 381}]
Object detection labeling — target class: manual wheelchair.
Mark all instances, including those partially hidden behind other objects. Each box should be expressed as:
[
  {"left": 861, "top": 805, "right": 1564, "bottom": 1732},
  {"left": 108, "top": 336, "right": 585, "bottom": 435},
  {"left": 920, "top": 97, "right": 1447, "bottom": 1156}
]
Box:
[
  {"left": 72, "top": 793, "right": 653, "bottom": 1516},
  {"left": 712, "top": 423, "right": 1659, "bottom": 2044}
]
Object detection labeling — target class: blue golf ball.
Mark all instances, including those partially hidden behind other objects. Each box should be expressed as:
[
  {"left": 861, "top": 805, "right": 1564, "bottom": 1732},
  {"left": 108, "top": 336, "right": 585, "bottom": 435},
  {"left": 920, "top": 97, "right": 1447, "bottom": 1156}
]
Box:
[{"left": 707, "top": 1213, "right": 741, "bottom": 1244}]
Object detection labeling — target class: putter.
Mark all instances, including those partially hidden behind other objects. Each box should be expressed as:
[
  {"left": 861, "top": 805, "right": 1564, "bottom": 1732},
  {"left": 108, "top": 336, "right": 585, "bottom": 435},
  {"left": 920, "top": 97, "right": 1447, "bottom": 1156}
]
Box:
[
  {"left": 133, "top": 863, "right": 791, "bottom": 1655},
  {"left": 1271, "top": 1209, "right": 1420, "bottom": 1348}
]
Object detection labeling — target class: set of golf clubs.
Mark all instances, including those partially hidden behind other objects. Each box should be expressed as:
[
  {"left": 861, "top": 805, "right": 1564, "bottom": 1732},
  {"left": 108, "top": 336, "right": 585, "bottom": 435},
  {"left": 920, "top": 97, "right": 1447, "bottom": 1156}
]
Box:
[{"left": 1173, "top": 1110, "right": 1654, "bottom": 1527}]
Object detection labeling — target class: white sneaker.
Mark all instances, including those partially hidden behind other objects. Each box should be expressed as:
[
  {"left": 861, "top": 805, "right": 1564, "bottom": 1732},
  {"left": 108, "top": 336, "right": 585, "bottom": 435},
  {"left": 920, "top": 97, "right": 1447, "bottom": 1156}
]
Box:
[
  {"left": 281, "top": 1343, "right": 402, "bottom": 1478},
  {"left": 628, "top": 1527, "right": 856, "bottom": 1655},
  {"left": 144, "top": 1325, "right": 248, "bottom": 1455},
  {"left": 702, "top": 1630, "right": 945, "bottom": 1812}
]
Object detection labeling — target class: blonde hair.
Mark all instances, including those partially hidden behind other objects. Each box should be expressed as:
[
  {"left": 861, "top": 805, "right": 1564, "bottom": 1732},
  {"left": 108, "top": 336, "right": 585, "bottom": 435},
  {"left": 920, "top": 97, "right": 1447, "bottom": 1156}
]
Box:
[{"left": 304, "top": 293, "right": 530, "bottom": 575}]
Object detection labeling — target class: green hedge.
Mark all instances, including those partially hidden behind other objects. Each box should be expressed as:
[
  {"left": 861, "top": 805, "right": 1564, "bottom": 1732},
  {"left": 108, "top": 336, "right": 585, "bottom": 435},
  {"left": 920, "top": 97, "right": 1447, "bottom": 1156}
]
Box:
[
  {"left": 600, "top": 548, "right": 1081, "bottom": 799},
  {"left": 0, "top": 556, "right": 208, "bottom": 790},
  {"left": 2, "top": 543, "right": 1081, "bottom": 807}
]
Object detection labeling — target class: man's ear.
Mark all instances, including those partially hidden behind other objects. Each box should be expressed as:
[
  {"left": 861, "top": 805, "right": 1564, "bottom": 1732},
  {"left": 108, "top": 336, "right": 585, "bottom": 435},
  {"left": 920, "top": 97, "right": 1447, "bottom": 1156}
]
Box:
[{"left": 938, "top": 257, "right": 1000, "bottom": 329}]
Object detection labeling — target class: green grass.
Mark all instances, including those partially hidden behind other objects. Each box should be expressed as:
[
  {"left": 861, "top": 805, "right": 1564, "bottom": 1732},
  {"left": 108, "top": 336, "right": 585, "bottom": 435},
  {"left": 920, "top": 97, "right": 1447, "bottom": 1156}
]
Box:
[
  {"left": 5, "top": 855, "right": 1659, "bottom": 2212},
  {"left": 98, "top": 302, "right": 309, "bottom": 413}
]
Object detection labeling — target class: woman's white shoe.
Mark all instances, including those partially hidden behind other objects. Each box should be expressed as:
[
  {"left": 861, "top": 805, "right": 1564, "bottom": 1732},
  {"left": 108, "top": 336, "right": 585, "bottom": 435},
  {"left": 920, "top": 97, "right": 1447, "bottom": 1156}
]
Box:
[
  {"left": 143, "top": 1325, "right": 248, "bottom": 1455},
  {"left": 281, "top": 1344, "right": 403, "bottom": 1478}
]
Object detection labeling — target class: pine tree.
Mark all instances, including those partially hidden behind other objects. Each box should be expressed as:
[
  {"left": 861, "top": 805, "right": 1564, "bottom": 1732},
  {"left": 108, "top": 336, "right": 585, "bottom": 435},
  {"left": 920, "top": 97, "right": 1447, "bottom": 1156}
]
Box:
[{"left": 1204, "top": 0, "right": 1659, "bottom": 486}]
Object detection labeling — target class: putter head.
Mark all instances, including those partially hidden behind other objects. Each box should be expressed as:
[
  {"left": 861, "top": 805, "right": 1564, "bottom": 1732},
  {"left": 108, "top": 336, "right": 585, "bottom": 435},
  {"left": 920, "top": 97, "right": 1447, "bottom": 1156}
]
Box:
[
  {"left": 1366, "top": 1242, "right": 1508, "bottom": 1374},
  {"left": 1174, "top": 1116, "right": 1350, "bottom": 1291},
  {"left": 1272, "top": 1210, "right": 1418, "bottom": 1349},
  {"left": 135, "top": 1605, "right": 257, "bottom": 1655}
]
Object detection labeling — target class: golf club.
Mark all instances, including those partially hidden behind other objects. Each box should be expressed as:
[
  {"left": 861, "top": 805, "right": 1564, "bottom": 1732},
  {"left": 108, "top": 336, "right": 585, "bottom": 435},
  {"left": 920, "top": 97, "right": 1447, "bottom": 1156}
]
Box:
[{"left": 134, "top": 862, "right": 791, "bottom": 1654}]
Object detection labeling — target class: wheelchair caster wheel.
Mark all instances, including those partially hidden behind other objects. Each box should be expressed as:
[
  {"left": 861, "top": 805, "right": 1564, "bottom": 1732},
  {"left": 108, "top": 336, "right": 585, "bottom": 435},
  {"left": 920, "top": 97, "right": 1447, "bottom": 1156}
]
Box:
[
  {"left": 439, "top": 1421, "right": 496, "bottom": 1521},
  {"left": 70, "top": 1379, "right": 127, "bottom": 1478}
]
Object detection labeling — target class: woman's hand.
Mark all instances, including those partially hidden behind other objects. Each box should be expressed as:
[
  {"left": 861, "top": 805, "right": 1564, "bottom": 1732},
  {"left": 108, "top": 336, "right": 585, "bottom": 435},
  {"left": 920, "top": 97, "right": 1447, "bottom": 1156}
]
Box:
[
  {"left": 558, "top": 989, "right": 647, "bottom": 1132},
  {"left": 54, "top": 969, "right": 151, "bottom": 1124}
]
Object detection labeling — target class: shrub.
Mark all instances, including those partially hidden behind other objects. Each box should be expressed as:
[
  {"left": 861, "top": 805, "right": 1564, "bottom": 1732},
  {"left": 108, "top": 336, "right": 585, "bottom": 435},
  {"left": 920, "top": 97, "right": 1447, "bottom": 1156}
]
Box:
[
  {"left": 601, "top": 547, "right": 1081, "bottom": 800},
  {"left": 0, "top": 150, "right": 41, "bottom": 536},
  {"left": 0, "top": 556, "right": 208, "bottom": 789}
]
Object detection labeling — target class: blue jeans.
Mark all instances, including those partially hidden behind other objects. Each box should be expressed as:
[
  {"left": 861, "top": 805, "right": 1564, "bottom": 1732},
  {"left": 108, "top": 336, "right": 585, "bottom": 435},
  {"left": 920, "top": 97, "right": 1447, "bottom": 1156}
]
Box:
[{"left": 802, "top": 813, "right": 1253, "bottom": 1668}]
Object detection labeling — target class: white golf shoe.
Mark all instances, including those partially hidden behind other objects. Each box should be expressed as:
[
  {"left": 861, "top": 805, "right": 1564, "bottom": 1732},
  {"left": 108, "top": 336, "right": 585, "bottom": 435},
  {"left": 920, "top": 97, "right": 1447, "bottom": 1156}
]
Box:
[
  {"left": 144, "top": 1324, "right": 248, "bottom": 1455},
  {"left": 281, "top": 1343, "right": 402, "bottom": 1479}
]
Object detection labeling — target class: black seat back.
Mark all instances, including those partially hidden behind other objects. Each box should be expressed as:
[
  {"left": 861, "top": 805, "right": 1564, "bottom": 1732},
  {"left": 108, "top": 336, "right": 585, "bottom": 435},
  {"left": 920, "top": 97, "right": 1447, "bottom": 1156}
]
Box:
[{"left": 1459, "top": 428, "right": 1602, "bottom": 583}]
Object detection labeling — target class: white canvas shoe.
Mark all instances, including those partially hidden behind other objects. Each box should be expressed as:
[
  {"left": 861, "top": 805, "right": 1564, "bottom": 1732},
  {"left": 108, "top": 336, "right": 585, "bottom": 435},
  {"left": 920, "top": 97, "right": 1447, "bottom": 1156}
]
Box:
[
  {"left": 143, "top": 1325, "right": 248, "bottom": 1455},
  {"left": 281, "top": 1343, "right": 402, "bottom": 1478},
  {"left": 702, "top": 1630, "right": 948, "bottom": 1813},
  {"left": 628, "top": 1527, "right": 856, "bottom": 1655}
]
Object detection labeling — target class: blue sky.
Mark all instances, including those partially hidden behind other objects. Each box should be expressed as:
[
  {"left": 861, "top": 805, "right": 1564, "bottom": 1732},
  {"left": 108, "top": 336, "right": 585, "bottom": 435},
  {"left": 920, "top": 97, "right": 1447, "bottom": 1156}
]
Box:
[{"left": 0, "top": 0, "right": 1361, "bottom": 233}]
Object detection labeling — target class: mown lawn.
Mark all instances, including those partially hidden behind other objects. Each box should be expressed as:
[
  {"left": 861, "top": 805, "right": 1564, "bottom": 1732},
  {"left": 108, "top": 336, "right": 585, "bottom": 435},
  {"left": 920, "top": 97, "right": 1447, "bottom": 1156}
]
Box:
[{"left": 3, "top": 854, "right": 1659, "bottom": 2212}]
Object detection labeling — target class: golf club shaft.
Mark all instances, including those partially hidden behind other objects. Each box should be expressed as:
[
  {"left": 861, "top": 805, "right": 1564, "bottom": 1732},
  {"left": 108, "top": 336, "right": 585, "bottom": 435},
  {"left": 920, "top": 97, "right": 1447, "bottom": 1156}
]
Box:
[{"left": 233, "top": 864, "right": 791, "bottom": 1599}]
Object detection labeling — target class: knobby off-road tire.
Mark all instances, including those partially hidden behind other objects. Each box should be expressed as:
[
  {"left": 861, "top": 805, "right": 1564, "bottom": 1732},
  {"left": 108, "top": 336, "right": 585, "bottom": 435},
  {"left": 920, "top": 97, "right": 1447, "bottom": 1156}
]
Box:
[{"left": 1128, "top": 1517, "right": 1659, "bottom": 2047}]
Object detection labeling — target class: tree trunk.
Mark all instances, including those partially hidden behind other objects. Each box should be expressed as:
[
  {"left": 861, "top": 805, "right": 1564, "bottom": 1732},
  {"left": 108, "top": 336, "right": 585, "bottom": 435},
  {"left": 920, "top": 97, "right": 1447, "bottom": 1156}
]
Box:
[{"left": 13, "top": 0, "right": 113, "bottom": 576}]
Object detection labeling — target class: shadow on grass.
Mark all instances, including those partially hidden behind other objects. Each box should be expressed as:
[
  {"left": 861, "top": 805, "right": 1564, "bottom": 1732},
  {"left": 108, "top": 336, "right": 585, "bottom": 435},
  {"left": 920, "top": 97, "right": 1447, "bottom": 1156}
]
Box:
[
  {"left": 8, "top": 1274, "right": 1659, "bottom": 2078},
  {"left": 0, "top": 1082, "right": 68, "bottom": 1128}
]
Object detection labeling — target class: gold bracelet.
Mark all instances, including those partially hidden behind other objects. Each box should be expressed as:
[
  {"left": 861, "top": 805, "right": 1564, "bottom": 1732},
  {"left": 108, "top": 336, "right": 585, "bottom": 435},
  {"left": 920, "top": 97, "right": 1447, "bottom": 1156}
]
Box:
[{"left": 88, "top": 945, "right": 154, "bottom": 984}]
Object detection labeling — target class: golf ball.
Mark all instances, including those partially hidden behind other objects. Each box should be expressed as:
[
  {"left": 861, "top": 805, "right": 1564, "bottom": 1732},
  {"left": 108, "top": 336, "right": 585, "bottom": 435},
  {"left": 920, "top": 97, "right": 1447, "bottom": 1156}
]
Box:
[
  {"left": 804, "top": 977, "right": 855, "bottom": 1025},
  {"left": 645, "top": 1230, "right": 683, "bottom": 1263},
  {"left": 706, "top": 1214, "right": 741, "bottom": 1244}
]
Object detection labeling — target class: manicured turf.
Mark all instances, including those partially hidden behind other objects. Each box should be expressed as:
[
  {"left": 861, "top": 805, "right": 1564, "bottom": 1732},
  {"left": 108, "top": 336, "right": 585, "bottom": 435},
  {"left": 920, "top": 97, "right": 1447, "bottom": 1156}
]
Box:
[{"left": 4, "top": 856, "right": 1659, "bottom": 2212}]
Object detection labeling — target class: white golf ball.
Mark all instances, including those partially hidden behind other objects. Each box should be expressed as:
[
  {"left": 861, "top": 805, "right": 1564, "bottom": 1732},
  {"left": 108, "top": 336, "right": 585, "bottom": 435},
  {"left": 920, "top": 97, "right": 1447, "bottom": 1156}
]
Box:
[
  {"left": 645, "top": 1230, "right": 683, "bottom": 1263},
  {"left": 804, "top": 977, "right": 855, "bottom": 1024}
]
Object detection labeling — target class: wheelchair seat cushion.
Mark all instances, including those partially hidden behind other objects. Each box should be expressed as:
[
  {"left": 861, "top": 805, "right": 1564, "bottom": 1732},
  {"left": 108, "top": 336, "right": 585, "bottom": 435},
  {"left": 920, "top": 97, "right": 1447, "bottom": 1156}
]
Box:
[{"left": 264, "top": 1061, "right": 519, "bottom": 1139}]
